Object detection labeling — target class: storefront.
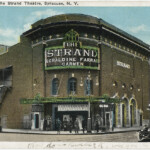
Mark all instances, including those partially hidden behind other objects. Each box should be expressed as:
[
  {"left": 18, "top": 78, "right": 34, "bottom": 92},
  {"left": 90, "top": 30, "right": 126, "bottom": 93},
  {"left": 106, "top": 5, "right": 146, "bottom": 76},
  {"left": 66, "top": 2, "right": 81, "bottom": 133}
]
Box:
[
  {"left": 52, "top": 104, "right": 88, "bottom": 130},
  {"left": 27, "top": 97, "right": 116, "bottom": 131}
]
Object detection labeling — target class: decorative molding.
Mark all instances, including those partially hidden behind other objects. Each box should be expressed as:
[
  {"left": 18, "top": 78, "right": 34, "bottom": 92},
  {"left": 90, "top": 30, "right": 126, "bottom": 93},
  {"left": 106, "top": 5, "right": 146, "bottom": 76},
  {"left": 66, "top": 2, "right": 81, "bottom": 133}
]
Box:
[
  {"left": 121, "top": 93, "right": 128, "bottom": 100},
  {"left": 99, "top": 40, "right": 148, "bottom": 61},
  {"left": 111, "top": 92, "right": 119, "bottom": 99},
  {"left": 102, "top": 26, "right": 149, "bottom": 52}
]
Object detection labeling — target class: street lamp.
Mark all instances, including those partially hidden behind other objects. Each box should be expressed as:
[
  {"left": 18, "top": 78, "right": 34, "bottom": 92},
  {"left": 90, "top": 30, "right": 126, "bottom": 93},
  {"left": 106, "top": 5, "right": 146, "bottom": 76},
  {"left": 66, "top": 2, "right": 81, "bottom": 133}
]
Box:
[{"left": 87, "top": 75, "right": 91, "bottom": 133}]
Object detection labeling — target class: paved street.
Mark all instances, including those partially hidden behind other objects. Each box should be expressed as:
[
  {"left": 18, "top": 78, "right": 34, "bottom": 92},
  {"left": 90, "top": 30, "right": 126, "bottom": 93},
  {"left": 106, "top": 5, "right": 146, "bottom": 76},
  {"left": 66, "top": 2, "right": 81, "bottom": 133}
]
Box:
[{"left": 0, "top": 131, "right": 139, "bottom": 142}]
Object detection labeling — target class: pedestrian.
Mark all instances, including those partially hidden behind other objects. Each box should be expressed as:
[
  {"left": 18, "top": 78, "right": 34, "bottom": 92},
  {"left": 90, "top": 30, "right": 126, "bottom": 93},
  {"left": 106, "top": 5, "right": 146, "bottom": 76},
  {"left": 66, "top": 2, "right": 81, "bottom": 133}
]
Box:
[
  {"left": 68, "top": 120, "right": 73, "bottom": 133},
  {"left": 49, "top": 117, "right": 52, "bottom": 130},
  {"left": 82, "top": 119, "right": 86, "bottom": 134},
  {"left": 63, "top": 117, "right": 68, "bottom": 131},
  {"left": 74, "top": 118, "right": 79, "bottom": 134},
  {"left": 47, "top": 116, "right": 52, "bottom": 131},
  {"left": 43, "top": 117, "right": 47, "bottom": 131},
  {"left": 56, "top": 118, "right": 61, "bottom": 134},
  {"left": 106, "top": 120, "right": 110, "bottom": 131},
  {"left": 95, "top": 120, "right": 99, "bottom": 133}
]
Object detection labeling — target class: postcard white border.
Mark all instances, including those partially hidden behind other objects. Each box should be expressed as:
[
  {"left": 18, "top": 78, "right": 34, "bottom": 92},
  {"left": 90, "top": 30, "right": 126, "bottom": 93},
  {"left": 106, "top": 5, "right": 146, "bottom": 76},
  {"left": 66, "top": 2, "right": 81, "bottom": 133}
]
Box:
[{"left": 0, "top": 0, "right": 150, "bottom": 149}]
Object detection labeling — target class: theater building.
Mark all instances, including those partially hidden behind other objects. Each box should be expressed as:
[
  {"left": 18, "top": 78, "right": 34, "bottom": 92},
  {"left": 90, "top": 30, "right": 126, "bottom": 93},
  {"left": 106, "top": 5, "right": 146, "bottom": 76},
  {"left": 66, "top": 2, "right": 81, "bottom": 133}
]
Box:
[{"left": 0, "top": 14, "right": 150, "bottom": 130}]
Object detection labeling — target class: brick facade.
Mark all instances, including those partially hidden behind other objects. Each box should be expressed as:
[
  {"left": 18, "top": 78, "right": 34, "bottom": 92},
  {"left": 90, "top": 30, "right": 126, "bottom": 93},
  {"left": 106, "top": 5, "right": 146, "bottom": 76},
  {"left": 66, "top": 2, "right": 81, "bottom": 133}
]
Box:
[{"left": 0, "top": 14, "right": 149, "bottom": 129}]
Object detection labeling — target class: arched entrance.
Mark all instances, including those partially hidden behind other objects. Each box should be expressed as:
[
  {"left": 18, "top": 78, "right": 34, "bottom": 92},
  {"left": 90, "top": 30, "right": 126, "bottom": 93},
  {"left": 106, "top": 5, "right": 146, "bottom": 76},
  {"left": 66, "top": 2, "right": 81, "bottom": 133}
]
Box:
[
  {"left": 140, "top": 113, "right": 142, "bottom": 126},
  {"left": 130, "top": 99, "right": 136, "bottom": 127},
  {"left": 122, "top": 98, "right": 129, "bottom": 127},
  {"left": 122, "top": 104, "right": 125, "bottom": 127},
  {"left": 35, "top": 114, "right": 39, "bottom": 128}
]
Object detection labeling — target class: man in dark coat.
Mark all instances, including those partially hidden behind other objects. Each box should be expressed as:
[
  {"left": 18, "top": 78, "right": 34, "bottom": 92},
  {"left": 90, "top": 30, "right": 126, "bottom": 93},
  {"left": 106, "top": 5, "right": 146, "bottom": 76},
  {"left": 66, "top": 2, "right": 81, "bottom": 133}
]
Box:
[
  {"left": 43, "top": 118, "right": 47, "bottom": 131},
  {"left": 68, "top": 120, "right": 73, "bottom": 133},
  {"left": 82, "top": 119, "right": 86, "bottom": 134},
  {"left": 95, "top": 120, "right": 99, "bottom": 133}
]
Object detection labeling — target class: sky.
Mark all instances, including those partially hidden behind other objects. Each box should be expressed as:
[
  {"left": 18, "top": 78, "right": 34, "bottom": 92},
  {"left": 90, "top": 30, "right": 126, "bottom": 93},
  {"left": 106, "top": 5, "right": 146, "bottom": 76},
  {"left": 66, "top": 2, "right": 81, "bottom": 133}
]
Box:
[{"left": 0, "top": 7, "right": 150, "bottom": 46}]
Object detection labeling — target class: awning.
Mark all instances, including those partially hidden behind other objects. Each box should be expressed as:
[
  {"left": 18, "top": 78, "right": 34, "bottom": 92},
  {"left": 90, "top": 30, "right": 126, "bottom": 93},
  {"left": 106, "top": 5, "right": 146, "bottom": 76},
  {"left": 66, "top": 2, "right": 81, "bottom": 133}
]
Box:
[
  {"left": 58, "top": 104, "right": 88, "bottom": 111},
  {"left": 20, "top": 96, "right": 120, "bottom": 104}
]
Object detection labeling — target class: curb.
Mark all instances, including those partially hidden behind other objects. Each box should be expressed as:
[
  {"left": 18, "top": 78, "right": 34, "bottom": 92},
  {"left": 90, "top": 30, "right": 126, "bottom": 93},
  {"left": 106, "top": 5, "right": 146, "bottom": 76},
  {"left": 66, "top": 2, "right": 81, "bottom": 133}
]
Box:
[{"left": 0, "top": 129, "right": 140, "bottom": 135}]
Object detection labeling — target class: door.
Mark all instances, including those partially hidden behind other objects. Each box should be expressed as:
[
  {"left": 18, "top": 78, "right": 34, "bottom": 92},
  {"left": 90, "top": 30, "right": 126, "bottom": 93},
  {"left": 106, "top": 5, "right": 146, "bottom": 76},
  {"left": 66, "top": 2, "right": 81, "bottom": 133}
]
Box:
[
  {"left": 113, "top": 105, "right": 116, "bottom": 127},
  {"left": 122, "top": 104, "right": 125, "bottom": 127},
  {"left": 35, "top": 114, "right": 39, "bottom": 128},
  {"left": 105, "top": 113, "right": 110, "bottom": 128},
  {"left": 130, "top": 105, "right": 133, "bottom": 127},
  {"left": 140, "top": 114, "right": 142, "bottom": 126}
]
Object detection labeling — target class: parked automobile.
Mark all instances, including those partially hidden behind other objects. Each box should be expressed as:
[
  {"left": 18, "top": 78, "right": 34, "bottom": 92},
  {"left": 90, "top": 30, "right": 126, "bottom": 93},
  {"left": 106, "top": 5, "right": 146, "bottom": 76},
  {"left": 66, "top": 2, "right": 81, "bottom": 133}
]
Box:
[{"left": 137, "top": 125, "right": 150, "bottom": 142}]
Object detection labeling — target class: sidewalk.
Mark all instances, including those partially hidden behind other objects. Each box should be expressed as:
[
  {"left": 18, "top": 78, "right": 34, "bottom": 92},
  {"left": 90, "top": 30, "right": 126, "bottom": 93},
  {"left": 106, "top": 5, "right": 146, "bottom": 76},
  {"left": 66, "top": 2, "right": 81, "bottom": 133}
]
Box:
[{"left": 1, "top": 127, "right": 141, "bottom": 135}]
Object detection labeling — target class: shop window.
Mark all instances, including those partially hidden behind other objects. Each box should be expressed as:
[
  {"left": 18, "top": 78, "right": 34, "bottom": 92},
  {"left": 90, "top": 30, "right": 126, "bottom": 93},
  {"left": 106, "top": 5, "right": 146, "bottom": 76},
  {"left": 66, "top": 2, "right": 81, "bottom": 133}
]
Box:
[
  {"left": 52, "top": 78, "right": 59, "bottom": 95},
  {"left": 85, "top": 79, "right": 93, "bottom": 95},
  {"left": 68, "top": 78, "right": 77, "bottom": 95}
]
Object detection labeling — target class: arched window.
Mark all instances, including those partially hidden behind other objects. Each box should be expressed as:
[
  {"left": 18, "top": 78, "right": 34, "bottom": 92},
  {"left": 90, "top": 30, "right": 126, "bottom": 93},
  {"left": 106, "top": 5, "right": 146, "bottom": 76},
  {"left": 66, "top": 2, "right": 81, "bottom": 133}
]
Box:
[
  {"left": 68, "top": 78, "right": 77, "bottom": 95},
  {"left": 85, "top": 79, "right": 93, "bottom": 95},
  {"left": 52, "top": 78, "right": 59, "bottom": 95}
]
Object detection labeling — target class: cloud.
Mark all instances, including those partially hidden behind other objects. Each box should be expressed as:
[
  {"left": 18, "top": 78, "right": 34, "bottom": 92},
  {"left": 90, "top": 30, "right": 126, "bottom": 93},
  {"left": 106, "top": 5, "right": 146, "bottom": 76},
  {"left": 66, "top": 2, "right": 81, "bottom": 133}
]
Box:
[
  {"left": 23, "top": 9, "right": 63, "bottom": 31},
  {"left": 0, "top": 27, "right": 22, "bottom": 46},
  {"left": 128, "top": 24, "right": 147, "bottom": 33},
  {"left": 0, "top": 9, "right": 63, "bottom": 46}
]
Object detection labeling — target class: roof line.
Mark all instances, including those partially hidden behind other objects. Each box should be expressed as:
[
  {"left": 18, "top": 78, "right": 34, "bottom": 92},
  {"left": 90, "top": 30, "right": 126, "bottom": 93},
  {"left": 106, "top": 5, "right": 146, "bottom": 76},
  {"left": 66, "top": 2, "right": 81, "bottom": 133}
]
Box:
[{"left": 102, "top": 26, "right": 150, "bottom": 52}]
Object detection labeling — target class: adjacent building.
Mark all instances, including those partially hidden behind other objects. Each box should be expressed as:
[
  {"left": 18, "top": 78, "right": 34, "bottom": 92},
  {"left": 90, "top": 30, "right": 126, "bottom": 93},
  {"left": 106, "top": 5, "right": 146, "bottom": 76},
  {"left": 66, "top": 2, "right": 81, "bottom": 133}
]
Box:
[{"left": 0, "top": 14, "right": 150, "bottom": 130}]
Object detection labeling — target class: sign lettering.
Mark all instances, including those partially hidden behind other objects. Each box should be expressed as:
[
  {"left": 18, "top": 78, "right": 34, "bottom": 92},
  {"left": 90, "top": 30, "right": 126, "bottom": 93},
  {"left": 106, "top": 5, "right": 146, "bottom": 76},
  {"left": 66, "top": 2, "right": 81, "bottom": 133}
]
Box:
[
  {"left": 116, "top": 61, "right": 130, "bottom": 69},
  {"left": 45, "top": 47, "right": 98, "bottom": 69},
  {"left": 45, "top": 30, "right": 99, "bottom": 70}
]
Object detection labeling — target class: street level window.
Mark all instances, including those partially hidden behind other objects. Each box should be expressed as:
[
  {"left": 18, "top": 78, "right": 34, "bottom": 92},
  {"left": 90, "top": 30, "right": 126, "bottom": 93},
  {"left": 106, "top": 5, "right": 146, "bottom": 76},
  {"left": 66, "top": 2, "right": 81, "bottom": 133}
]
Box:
[
  {"left": 68, "top": 78, "right": 77, "bottom": 95},
  {"left": 52, "top": 78, "right": 59, "bottom": 95},
  {"left": 85, "top": 79, "right": 93, "bottom": 95}
]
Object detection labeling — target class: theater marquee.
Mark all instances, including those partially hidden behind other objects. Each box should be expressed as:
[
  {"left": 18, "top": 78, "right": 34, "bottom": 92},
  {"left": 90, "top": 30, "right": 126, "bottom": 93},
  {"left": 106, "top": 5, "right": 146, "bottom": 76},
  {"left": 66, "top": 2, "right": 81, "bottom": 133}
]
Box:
[{"left": 45, "top": 29, "right": 99, "bottom": 70}]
